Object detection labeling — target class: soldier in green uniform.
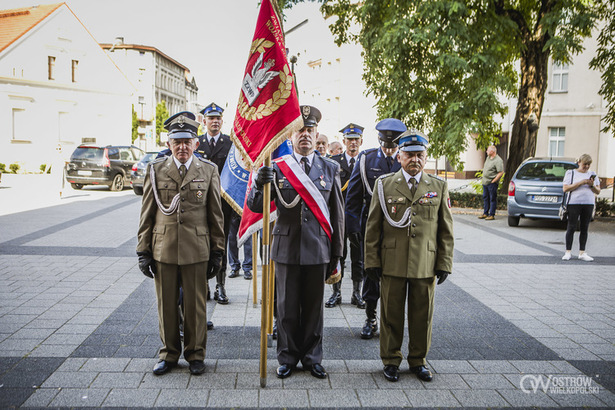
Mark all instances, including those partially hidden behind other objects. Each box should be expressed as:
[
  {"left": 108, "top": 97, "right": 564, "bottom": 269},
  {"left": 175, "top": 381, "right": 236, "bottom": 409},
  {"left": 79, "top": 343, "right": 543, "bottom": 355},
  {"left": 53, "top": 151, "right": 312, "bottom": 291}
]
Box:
[
  {"left": 364, "top": 129, "right": 454, "bottom": 383},
  {"left": 137, "top": 111, "right": 225, "bottom": 376}
]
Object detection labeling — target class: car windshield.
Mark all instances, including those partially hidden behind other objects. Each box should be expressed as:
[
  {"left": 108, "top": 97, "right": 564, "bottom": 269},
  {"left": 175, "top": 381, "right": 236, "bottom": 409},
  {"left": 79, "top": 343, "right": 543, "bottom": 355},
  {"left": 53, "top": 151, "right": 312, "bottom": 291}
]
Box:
[
  {"left": 141, "top": 153, "right": 157, "bottom": 163},
  {"left": 516, "top": 162, "right": 577, "bottom": 182},
  {"left": 71, "top": 147, "right": 103, "bottom": 160}
]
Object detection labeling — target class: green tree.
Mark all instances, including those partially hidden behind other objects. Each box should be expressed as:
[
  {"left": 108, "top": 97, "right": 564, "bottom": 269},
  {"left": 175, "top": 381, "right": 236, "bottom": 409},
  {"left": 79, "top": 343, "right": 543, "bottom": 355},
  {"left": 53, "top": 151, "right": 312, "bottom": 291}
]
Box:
[
  {"left": 155, "top": 101, "right": 169, "bottom": 146},
  {"left": 131, "top": 105, "right": 139, "bottom": 143},
  {"left": 590, "top": 0, "right": 615, "bottom": 133},
  {"left": 320, "top": 0, "right": 596, "bottom": 190}
]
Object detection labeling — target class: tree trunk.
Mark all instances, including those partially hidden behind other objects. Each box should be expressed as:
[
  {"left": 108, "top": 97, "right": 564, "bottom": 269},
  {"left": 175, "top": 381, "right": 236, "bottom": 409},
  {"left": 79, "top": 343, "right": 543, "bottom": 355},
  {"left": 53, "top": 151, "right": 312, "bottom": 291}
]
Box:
[{"left": 502, "top": 39, "right": 549, "bottom": 193}]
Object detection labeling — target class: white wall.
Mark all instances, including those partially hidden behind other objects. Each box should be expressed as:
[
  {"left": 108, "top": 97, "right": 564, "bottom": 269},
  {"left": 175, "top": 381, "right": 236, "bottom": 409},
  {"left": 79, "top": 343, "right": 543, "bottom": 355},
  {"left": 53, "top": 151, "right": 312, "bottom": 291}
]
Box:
[{"left": 0, "top": 5, "right": 134, "bottom": 171}]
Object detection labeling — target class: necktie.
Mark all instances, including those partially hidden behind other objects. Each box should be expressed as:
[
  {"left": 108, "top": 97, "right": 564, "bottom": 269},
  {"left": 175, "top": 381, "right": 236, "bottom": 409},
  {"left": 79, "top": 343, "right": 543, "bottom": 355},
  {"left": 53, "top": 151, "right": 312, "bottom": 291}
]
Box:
[
  {"left": 349, "top": 157, "right": 355, "bottom": 173},
  {"left": 301, "top": 157, "right": 310, "bottom": 175},
  {"left": 179, "top": 164, "right": 187, "bottom": 180},
  {"left": 209, "top": 138, "right": 215, "bottom": 150},
  {"left": 409, "top": 177, "right": 417, "bottom": 197},
  {"left": 386, "top": 156, "right": 394, "bottom": 171}
]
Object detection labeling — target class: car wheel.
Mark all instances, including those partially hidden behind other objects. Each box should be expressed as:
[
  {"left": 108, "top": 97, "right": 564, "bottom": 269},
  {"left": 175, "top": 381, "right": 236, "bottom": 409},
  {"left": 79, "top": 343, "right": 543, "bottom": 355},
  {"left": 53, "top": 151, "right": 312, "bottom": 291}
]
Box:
[
  {"left": 133, "top": 186, "right": 143, "bottom": 195},
  {"left": 507, "top": 216, "right": 520, "bottom": 227},
  {"left": 110, "top": 174, "right": 124, "bottom": 191},
  {"left": 71, "top": 183, "right": 83, "bottom": 190}
]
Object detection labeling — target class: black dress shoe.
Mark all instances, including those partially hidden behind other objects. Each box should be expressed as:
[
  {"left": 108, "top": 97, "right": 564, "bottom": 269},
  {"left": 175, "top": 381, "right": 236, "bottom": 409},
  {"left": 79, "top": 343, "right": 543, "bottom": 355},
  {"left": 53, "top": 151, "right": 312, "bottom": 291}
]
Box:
[
  {"left": 153, "top": 360, "right": 176, "bottom": 375},
  {"left": 350, "top": 291, "right": 366, "bottom": 309},
  {"left": 207, "top": 320, "right": 214, "bottom": 330},
  {"left": 306, "top": 363, "right": 327, "bottom": 379},
  {"left": 410, "top": 365, "right": 433, "bottom": 382},
  {"left": 360, "top": 318, "right": 378, "bottom": 339},
  {"left": 189, "top": 360, "right": 206, "bottom": 375},
  {"left": 228, "top": 270, "right": 240, "bottom": 278},
  {"left": 276, "top": 364, "right": 293, "bottom": 379},
  {"left": 383, "top": 365, "right": 399, "bottom": 382},
  {"left": 325, "top": 292, "right": 341, "bottom": 308},
  {"left": 215, "top": 284, "right": 229, "bottom": 304},
  {"left": 243, "top": 271, "right": 252, "bottom": 280}
]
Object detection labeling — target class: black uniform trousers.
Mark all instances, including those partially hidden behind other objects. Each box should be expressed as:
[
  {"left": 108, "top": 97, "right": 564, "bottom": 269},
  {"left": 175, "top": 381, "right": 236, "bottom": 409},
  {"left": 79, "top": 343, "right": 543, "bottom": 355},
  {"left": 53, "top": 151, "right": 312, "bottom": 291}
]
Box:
[
  {"left": 360, "top": 215, "right": 380, "bottom": 304},
  {"left": 341, "top": 233, "right": 363, "bottom": 281},
  {"left": 275, "top": 262, "right": 326, "bottom": 367}
]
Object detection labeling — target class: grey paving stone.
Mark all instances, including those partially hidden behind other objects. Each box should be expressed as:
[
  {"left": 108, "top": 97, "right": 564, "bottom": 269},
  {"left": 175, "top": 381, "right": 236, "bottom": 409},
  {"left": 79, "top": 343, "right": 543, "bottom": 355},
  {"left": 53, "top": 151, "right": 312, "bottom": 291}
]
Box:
[
  {"left": 345, "top": 359, "right": 382, "bottom": 373},
  {"left": 236, "top": 372, "right": 283, "bottom": 389},
  {"left": 50, "top": 387, "right": 110, "bottom": 407},
  {"left": 548, "top": 391, "right": 611, "bottom": 407},
  {"left": 509, "top": 360, "right": 560, "bottom": 374},
  {"left": 357, "top": 389, "right": 410, "bottom": 407},
  {"left": 102, "top": 387, "right": 159, "bottom": 407},
  {"left": 451, "top": 389, "right": 510, "bottom": 407},
  {"left": 80, "top": 357, "right": 130, "bottom": 372},
  {"left": 207, "top": 389, "right": 258, "bottom": 407},
  {"left": 461, "top": 373, "right": 517, "bottom": 389},
  {"left": 422, "top": 373, "right": 470, "bottom": 390},
  {"left": 259, "top": 389, "right": 309, "bottom": 407},
  {"left": 329, "top": 372, "right": 377, "bottom": 389},
  {"left": 596, "top": 390, "right": 615, "bottom": 406},
  {"left": 91, "top": 371, "right": 144, "bottom": 388},
  {"left": 549, "top": 360, "right": 585, "bottom": 374},
  {"left": 308, "top": 388, "right": 360, "bottom": 407},
  {"left": 55, "top": 357, "right": 87, "bottom": 372},
  {"left": 41, "top": 371, "right": 97, "bottom": 388},
  {"left": 498, "top": 389, "right": 559, "bottom": 407},
  {"left": 468, "top": 359, "right": 519, "bottom": 373},
  {"left": 29, "top": 344, "right": 78, "bottom": 357},
  {"left": 406, "top": 389, "right": 461, "bottom": 407},
  {"left": 187, "top": 372, "right": 238, "bottom": 389},
  {"left": 155, "top": 388, "right": 209, "bottom": 407},
  {"left": 125, "top": 358, "right": 156, "bottom": 373},
  {"left": 140, "top": 372, "right": 190, "bottom": 389},
  {"left": 430, "top": 359, "right": 477, "bottom": 374},
  {"left": 20, "top": 388, "right": 58, "bottom": 407}
]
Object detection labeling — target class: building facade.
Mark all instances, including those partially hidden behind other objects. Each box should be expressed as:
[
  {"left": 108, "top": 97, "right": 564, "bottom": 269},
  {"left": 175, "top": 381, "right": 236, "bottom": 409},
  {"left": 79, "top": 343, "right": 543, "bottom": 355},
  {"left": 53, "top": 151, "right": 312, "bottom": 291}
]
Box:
[
  {"left": 0, "top": 3, "right": 134, "bottom": 172},
  {"left": 101, "top": 41, "right": 200, "bottom": 151}
]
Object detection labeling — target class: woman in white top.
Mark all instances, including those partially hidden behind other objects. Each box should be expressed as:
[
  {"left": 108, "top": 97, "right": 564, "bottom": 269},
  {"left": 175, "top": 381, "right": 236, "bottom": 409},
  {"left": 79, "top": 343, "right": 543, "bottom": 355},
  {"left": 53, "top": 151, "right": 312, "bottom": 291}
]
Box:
[{"left": 562, "top": 154, "right": 601, "bottom": 261}]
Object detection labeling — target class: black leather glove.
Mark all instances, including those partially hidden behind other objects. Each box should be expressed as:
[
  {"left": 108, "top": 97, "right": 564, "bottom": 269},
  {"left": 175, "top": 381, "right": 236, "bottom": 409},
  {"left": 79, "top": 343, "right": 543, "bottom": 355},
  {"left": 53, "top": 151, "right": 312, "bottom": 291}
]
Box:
[
  {"left": 137, "top": 252, "right": 156, "bottom": 278},
  {"left": 255, "top": 166, "right": 274, "bottom": 189},
  {"left": 348, "top": 232, "right": 362, "bottom": 248},
  {"left": 365, "top": 267, "right": 382, "bottom": 282},
  {"left": 436, "top": 270, "right": 449, "bottom": 285},
  {"left": 207, "top": 250, "right": 224, "bottom": 279},
  {"left": 327, "top": 257, "right": 340, "bottom": 279}
]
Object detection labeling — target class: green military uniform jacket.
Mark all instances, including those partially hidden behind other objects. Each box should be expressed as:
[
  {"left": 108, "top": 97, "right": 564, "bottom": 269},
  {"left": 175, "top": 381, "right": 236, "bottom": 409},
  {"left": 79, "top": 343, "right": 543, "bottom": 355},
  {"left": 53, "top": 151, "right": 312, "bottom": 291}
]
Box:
[
  {"left": 137, "top": 155, "right": 225, "bottom": 265},
  {"left": 364, "top": 171, "right": 454, "bottom": 278}
]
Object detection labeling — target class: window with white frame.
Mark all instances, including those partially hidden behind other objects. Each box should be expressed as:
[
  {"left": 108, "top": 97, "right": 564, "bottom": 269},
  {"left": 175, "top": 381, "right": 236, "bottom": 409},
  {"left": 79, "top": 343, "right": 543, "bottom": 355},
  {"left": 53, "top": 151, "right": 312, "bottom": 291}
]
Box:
[
  {"left": 548, "top": 127, "right": 565, "bottom": 157},
  {"left": 552, "top": 62, "right": 568, "bottom": 92},
  {"left": 12, "top": 108, "right": 27, "bottom": 140}
]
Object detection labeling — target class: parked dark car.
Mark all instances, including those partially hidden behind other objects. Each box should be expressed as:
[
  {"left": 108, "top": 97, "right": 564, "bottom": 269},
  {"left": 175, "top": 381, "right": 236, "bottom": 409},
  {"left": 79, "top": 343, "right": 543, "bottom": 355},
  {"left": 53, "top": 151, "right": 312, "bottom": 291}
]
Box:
[
  {"left": 507, "top": 157, "right": 578, "bottom": 226},
  {"left": 130, "top": 152, "right": 158, "bottom": 195},
  {"left": 66, "top": 145, "right": 145, "bottom": 191}
]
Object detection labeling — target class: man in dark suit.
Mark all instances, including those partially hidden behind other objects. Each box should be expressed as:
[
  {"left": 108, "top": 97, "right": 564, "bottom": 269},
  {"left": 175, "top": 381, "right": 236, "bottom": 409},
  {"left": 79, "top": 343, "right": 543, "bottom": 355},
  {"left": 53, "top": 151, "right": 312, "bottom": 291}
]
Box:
[
  {"left": 345, "top": 118, "right": 407, "bottom": 339},
  {"left": 327, "top": 123, "right": 364, "bottom": 309},
  {"left": 197, "top": 102, "right": 233, "bottom": 304},
  {"left": 137, "top": 111, "right": 225, "bottom": 376},
  {"left": 247, "top": 105, "right": 344, "bottom": 380}
]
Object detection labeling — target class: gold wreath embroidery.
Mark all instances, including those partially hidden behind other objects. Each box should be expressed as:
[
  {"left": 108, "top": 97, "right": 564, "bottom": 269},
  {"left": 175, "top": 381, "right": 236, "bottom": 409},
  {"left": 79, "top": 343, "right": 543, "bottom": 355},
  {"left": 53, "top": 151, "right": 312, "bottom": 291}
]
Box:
[{"left": 238, "top": 65, "right": 293, "bottom": 121}]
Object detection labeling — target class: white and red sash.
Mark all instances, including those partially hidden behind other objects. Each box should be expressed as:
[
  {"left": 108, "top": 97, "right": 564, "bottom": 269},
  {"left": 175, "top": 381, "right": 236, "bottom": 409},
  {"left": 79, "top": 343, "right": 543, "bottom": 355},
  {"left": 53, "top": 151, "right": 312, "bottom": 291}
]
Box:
[{"left": 273, "top": 155, "right": 333, "bottom": 241}]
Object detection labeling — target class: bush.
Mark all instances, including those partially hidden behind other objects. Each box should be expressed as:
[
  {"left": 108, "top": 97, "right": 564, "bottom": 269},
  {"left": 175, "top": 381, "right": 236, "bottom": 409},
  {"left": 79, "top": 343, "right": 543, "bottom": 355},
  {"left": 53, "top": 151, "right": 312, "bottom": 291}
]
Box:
[
  {"left": 0, "top": 163, "right": 5, "bottom": 173},
  {"left": 450, "top": 192, "right": 508, "bottom": 210},
  {"left": 596, "top": 198, "right": 615, "bottom": 217},
  {"left": 9, "top": 163, "right": 20, "bottom": 174},
  {"left": 469, "top": 170, "right": 506, "bottom": 194}
]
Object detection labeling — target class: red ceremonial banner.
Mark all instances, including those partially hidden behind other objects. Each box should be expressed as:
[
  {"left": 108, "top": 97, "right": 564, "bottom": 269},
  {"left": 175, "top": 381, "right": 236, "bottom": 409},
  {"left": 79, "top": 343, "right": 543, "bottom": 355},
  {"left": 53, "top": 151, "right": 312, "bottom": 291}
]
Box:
[{"left": 231, "top": 0, "right": 302, "bottom": 168}]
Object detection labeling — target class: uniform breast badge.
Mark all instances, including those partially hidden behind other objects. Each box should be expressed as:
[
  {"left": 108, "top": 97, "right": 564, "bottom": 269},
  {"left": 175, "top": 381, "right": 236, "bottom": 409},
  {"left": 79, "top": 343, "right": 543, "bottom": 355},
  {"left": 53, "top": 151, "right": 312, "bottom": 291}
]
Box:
[
  {"left": 391, "top": 205, "right": 397, "bottom": 215},
  {"left": 196, "top": 191, "right": 203, "bottom": 199},
  {"left": 319, "top": 175, "right": 326, "bottom": 188}
]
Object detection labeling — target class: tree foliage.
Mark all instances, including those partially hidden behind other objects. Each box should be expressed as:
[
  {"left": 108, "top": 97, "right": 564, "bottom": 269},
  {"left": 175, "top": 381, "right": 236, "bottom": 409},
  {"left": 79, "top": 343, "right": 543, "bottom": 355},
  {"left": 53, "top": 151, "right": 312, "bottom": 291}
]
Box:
[
  {"left": 590, "top": 0, "right": 615, "bottom": 133},
  {"left": 319, "top": 0, "right": 597, "bottom": 181},
  {"left": 131, "top": 105, "right": 139, "bottom": 144},
  {"left": 155, "top": 101, "right": 169, "bottom": 146}
]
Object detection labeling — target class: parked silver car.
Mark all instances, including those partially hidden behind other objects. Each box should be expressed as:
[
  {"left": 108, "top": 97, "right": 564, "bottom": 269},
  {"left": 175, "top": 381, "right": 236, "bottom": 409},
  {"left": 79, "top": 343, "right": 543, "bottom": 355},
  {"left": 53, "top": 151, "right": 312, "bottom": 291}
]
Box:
[{"left": 507, "top": 157, "right": 578, "bottom": 227}]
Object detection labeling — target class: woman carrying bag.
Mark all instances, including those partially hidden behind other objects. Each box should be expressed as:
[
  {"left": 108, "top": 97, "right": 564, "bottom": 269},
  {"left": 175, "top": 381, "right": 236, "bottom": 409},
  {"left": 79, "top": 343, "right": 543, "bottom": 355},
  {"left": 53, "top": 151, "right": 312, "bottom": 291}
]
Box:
[{"left": 562, "top": 154, "right": 601, "bottom": 261}]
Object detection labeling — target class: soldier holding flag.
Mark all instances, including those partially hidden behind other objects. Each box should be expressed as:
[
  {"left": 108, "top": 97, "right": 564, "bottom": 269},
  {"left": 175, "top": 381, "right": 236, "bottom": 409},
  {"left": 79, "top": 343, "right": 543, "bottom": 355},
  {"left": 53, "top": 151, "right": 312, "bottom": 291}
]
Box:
[{"left": 247, "top": 106, "right": 344, "bottom": 380}]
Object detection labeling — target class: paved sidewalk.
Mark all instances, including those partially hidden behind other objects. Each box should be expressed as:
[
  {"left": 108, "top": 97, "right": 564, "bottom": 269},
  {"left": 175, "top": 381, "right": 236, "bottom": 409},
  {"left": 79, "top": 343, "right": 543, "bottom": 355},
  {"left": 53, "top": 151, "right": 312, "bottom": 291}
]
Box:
[{"left": 0, "top": 177, "right": 614, "bottom": 408}]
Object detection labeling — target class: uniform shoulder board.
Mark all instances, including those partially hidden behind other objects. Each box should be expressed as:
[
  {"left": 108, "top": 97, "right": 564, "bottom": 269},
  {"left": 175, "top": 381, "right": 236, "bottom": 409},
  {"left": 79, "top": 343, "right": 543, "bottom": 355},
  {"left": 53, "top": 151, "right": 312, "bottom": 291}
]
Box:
[
  {"left": 363, "top": 148, "right": 378, "bottom": 155},
  {"left": 321, "top": 156, "right": 338, "bottom": 166},
  {"left": 196, "top": 156, "right": 216, "bottom": 167},
  {"left": 428, "top": 173, "right": 444, "bottom": 181},
  {"left": 151, "top": 156, "right": 167, "bottom": 165},
  {"left": 376, "top": 172, "right": 395, "bottom": 182}
]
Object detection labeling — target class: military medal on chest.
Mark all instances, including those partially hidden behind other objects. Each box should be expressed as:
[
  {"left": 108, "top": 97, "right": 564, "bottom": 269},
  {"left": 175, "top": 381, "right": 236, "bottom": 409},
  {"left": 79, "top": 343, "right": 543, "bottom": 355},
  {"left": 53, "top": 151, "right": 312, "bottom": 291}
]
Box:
[
  {"left": 319, "top": 175, "right": 326, "bottom": 188},
  {"left": 196, "top": 190, "right": 203, "bottom": 199}
]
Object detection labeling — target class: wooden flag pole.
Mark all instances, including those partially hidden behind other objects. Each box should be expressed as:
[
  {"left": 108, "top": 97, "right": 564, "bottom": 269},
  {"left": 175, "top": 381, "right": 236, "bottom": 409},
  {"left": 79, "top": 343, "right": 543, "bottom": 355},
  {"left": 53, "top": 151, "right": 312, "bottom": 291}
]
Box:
[
  {"left": 259, "top": 156, "right": 272, "bottom": 388},
  {"left": 252, "top": 232, "right": 258, "bottom": 307}
]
